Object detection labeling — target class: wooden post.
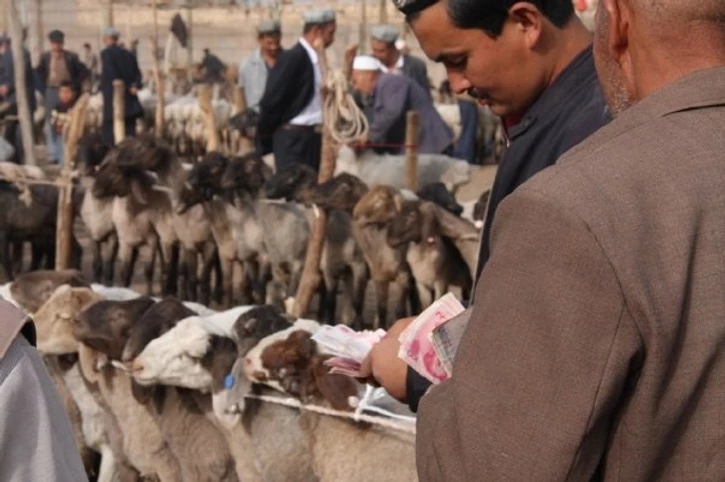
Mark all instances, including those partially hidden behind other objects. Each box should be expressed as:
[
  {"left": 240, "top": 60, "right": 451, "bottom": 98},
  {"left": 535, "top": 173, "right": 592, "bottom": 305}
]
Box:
[
  {"left": 55, "top": 93, "right": 89, "bottom": 270},
  {"left": 404, "top": 110, "right": 419, "bottom": 191},
  {"left": 359, "top": 0, "right": 367, "bottom": 55},
  {"left": 198, "top": 84, "right": 219, "bottom": 152},
  {"left": 7, "top": 0, "right": 36, "bottom": 166},
  {"left": 152, "top": 0, "right": 164, "bottom": 139},
  {"left": 103, "top": 0, "right": 114, "bottom": 28},
  {"left": 112, "top": 80, "right": 126, "bottom": 145},
  {"left": 186, "top": 0, "right": 193, "bottom": 85},
  {"left": 292, "top": 39, "right": 337, "bottom": 318},
  {"left": 379, "top": 0, "right": 388, "bottom": 25},
  {"left": 30, "top": 0, "right": 42, "bottom": 65},
  {"left": 233, "top": 84, "right": 252, "bottom": 151}
]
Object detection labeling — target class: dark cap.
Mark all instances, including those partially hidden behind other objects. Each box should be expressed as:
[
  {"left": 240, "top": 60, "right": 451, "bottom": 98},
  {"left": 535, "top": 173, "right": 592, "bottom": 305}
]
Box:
[
  {"left": 48, "top": 29, "right": 65, "bottom": 43},
  {"left": 392, "top": 0, "right": 438, "bottom": 16}
]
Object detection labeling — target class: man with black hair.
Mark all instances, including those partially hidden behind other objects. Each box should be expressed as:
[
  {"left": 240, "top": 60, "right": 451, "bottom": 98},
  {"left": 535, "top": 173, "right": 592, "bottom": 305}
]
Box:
[
  {"left": 240, "top": 19, "right": 283, "bottom": 113},
  {"left": 257, "top": 9, "right": 336, "bottom": 172},
  {"left": 370, "top": 24, "right": 430, "bottom": 92},
  {"left": 360, "top": 0, "right": 609, "bottom": 428}
]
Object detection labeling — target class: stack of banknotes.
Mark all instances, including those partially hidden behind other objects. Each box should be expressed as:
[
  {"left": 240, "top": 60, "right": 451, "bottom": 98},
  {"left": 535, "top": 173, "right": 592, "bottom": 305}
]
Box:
[{"left": 312, "top": 325, "right": 387, "bottom": 377}]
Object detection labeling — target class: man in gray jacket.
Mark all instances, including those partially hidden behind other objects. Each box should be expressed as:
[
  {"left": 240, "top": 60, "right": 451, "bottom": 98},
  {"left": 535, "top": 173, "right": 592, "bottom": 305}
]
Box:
[
  {"left": 239, "top": 20, "right": 283, "bottom": 113},
  {"left": 0, "top": 298, "right": 88, "bottom": 482},
  {"left": 370, "top": 24, "right": 430, "bottom": 94},
  {"left": 352, "top": 55, "right": 452, "bottom": 154}
]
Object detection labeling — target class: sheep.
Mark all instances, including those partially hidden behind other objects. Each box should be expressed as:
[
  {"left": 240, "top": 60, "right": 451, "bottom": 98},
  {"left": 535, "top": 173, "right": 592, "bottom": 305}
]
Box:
[
  {"left": 120, "top": 298, "right": 239, "bottom": 482},
  {"left": 73, "top": 297, "right": 184, "bottom": 481},
  {"left": 387, "top": 200, "right": 473, "bottom": 307},
  {"left": 263, "top": 164, "right": 369, "bottom": 325},
  {"left": 9, "top": 269, "right": 89, "bottom": 313},
  {"left": 335, "top": 145, "right": 471, "bottom": 192},
  {"left": 76, "top": 133, "right": 117, "bottom": 285},
  {"left": 416, "top": 182, "right": 464, "bottom": 216},
  {"left": 180, "top": 152, "right": 269, "bottom": 307},
  {"left": 426, "top": 202, "right": 481, "bottom": 277},
  {"left": 472, "top": 188, "right": 491, "bottom": 229}
]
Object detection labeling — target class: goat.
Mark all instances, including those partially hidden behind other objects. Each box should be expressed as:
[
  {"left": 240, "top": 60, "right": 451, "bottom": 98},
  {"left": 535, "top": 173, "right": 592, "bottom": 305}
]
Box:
[
  {"left": 387, "top": 200, "right": 473, "bottom": 307},
  {"left": 9, "top": 269, "right": 89, "bottom": 313},
  {"left": 263, "top": 164, "right": 368, "bottom": 325}
]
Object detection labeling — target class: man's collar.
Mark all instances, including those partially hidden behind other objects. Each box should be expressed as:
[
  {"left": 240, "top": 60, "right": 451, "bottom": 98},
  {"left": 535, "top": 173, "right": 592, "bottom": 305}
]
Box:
[
  {"left": 0, "top": 298, "right": 29, "bottom": 359},
  {"left": 298, "top": 37, "right": 319, "bottom": 64}
]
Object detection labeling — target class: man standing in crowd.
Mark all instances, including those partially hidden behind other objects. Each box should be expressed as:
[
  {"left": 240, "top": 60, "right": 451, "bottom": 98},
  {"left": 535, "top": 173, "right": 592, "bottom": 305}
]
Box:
[
  {"left": 0, "top": 36, "right": 36, "bottom": 164},
  {"left": 83, "top": 43, "right": 99, "bottom": 91},
  {"left": 361, "top": 0, "right": 607, "bottom": 411},
  {"left": 370, "top": 24, "right": 429, "bottom": 92},
  {"left": 35, "top": 30, "right": 87, "bottom": 164},
  {"left": 100, "top": 27, "right": 143, "bottom": 146},
  {"left": 240, "top": 19, "right": 283, "bottom": 113},
  {"left": 351, "top": 55, "right": 451, "bottom": 154},
  {"left": 257, "top": 9, "right": 336, "bottom": 172},
  {"left": 0, "top": 298, "right": 88, "bottom": 481}
]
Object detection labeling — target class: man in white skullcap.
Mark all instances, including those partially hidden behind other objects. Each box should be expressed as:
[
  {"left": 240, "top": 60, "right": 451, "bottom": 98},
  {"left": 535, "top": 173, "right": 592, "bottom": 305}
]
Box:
[
  {"left": 351, "top": 55, "right": 451, "bottom": 155},
  {"left": 100, "top": 26, "right": 143, "bottom": 146},
  {"left": 240, "top": 19, "right": 283, "bottom": 113},
  {"left": 257, "top": 9, "right": 336, "bottom": 172},
  {"left": 370, "top": 24, "right": 429, "bottom": 93}
]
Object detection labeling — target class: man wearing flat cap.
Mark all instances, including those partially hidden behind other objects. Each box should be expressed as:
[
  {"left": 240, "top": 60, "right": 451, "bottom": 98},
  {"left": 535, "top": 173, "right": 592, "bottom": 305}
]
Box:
[
  {"left": 257, "top": 9, "right": 336, "bottom": 172},
  {"left": 35, "top": 29, "right": 88, "bottom": 164},
  {"left": 352, "top": 55, "right": 451, "bottom": 155},
  {"left": 370, "top": 24, "right": 429, "bottom": 93},
  {"left": 100, "top": 27, "right": 143, "bottom": 147},
  {"left": 240, "top": 19, "right": 283, "bottom": 114}
]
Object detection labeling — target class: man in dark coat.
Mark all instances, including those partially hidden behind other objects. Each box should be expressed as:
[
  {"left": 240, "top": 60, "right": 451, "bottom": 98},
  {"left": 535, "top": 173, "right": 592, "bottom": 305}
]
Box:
[
  {"left": 0, "top": 36, "right": 37, "bottom": 164},
  {"left": 256, "top": 9, "right": 337, "bottom": 172},
  {"left": 100, "top": 27, "right": 143, "bottom": 147},
  {"left": 370, "top": 24, "right": 430, "bottom": 94},
  {"left": 351, "top": 55, "right": 452, "bottom": 154},
  {"left": 35, "top": 30, "right": 87, "bottom": 163}
]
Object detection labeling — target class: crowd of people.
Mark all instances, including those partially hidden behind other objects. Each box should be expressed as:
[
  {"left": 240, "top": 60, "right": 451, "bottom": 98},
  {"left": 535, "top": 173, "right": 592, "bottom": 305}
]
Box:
[{"left": 0, "top": 26, "right": 143, "bottom": 165}]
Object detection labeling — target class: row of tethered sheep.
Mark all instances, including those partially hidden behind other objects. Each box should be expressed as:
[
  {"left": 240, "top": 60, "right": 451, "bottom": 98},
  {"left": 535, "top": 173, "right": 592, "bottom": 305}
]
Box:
[{"left": 2, "top": 269, "right": 418, "bottom": 482}]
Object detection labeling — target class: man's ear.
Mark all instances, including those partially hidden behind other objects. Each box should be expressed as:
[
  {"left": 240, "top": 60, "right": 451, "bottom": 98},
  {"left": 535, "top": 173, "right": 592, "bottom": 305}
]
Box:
[{"left": 508, "top": 2, "right": 545, "bottom": 49}]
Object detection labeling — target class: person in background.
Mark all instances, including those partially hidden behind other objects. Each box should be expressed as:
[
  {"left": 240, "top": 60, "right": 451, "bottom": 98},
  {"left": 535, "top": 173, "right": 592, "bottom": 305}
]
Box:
[
  {"left": 0, "top": 298, "right": 88, "bottom": 482},
  {"left": 200, "top": 47, "right": 226, "bottom": 84},
  {"left": 35, "top": 29, "right": 88, "bottom": 164},
  {"left": 130, "top": 39, "right": 139, "bottom": 58},
  {"left": 100, "top": 27, "right": 143, "bottom": 146},
  {"left": 83, "top": 43, "right": 99, "bottom": 92},
  {"left": 0, "top": 36, "right": 36, "bottom": 164},
  {"left": 240, "top": 19, "right": 283, "bottom": 113},
  {"left": 351, "top": 55, "right": 452, "bottom": 155},
  {"left": 370, "top": 24, "right": 429, "bottom": 93},
  {"left": 48, "top": 81, "right": 77, "bottom": 166},
  {"left": 361, "top": 0, "right": 608, "bottom": 415},
  {"left": 257, "top": 9, "right": 337, "bottom": 172}
]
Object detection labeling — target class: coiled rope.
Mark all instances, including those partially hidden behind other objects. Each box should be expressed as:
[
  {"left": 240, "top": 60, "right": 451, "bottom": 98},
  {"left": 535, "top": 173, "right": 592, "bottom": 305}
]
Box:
[{"left": 322, "top": 69, "right": 369, "bottom": 145}]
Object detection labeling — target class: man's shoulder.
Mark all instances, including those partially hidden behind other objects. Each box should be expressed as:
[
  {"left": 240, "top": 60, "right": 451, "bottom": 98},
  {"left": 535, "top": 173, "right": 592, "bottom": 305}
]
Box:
[{"left": 404, "top": 54, "right": 426, "bottom": 69}]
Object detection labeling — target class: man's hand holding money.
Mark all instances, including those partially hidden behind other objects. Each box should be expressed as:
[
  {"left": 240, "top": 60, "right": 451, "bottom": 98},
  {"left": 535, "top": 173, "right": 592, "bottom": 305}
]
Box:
[{"left": 358, "top": 317, "right": 414, "bottom": 403}]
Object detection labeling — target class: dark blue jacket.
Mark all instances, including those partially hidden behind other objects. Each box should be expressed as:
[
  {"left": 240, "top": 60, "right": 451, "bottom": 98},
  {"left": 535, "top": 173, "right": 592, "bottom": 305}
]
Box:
[
  {"left": 100, "top": 44, "right": 143, "bottom": 122},
  {"left": 0, "top": 48, "right": 37, "bottom": 113}
]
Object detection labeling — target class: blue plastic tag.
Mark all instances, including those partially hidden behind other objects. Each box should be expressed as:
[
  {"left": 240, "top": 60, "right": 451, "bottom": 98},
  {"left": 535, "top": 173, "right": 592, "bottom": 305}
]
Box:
[{"left": 224, "top": 373, "right": 235, "bottom": 389}]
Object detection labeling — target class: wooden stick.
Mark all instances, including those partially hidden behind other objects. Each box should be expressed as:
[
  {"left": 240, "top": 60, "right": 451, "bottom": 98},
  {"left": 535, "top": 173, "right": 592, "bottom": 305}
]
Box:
[
  {"left": 7, "top": 0, "right": 36, "bottom": 166},
  {"left": 379, "top": 0, "right": 388, "bottom": 25},
  {"left": 151, "top": 0, "right": 164, "bottom": 139},
  {"left": 404, "top": 110, "right": 419, "bottom": 191},
  {"left": 359, "top": 0, "right": 367, "bottom": 55},
  {"left": 198, "top": 83, "right": 220, "bottom": 152},
  {"left": 112, "top": 80, "right": 126, "bottom": 144},
  {"left": 55, "top": 93, "right": 89, "bottom": 270},
  {"left": 233, "top": 84, "right": 252, "bottom": 151},
  {"left": 292, "top": 38, "right": 338, "bottom": 318}
]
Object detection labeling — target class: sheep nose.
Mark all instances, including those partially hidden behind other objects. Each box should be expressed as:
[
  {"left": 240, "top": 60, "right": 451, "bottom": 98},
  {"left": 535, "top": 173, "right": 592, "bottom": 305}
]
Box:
[{"left": 130, "top": 361, "right": 143, "bottom": 373}]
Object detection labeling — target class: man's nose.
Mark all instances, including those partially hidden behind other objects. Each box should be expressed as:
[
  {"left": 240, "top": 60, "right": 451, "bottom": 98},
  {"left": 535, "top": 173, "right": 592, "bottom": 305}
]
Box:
[{"left": 447, "top": 70, "right": 472, "bottom": 95}]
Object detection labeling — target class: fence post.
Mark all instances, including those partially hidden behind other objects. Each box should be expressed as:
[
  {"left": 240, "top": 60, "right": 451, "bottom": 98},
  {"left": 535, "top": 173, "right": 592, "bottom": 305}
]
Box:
[
  {"left": 404, "top": 110, "right": 419, "bottom": 191},
  {"left": 198, "top": 84, "right": 220, "bottom": 152},
  {"left": 112, "top": 80, "right": 126, "bottom": 144}
]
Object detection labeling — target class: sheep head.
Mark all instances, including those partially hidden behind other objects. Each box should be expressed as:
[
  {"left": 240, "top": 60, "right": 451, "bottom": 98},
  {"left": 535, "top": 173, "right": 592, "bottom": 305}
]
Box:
[
  {"left": 73, "top": 297, "right": 157, "bottom": 361},
  {"left": 232, "top": 305, "right": 293, "bottom": 357},
  {"left": 353, "top": 185, "right": 404, "bottom": 226},
  {"left": 387, "top": 200, "right": 424, "bottom": 248},
  {"left": 417, "top": 182, "right": 463, "bottom": 217},
  {"left": 229, "top": 108, "right": 259, "bottom": 140},
  {"left": 34, "top": 286, "right": 104, "bottom": 356},
  {"left": 10, "top": 269, "right": 89, "bottom": 314},
  {"left": 121, "top": 297, "right": 196, "bottom": 363},
  {"left": 264, "top": 164, "right": 317, "bottom": 203},
  {"left": 310, "top": 173, "right": 369, "bottom": 212},
  {"left": 221, "top": 152, "right": 270, "bottom": 199},
  {"left": 75, "top": 133, "right": 110, "bottom": 177}
]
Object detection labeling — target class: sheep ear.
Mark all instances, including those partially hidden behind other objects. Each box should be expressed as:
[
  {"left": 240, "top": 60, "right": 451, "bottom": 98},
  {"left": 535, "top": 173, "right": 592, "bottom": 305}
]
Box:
[
  {"left": 420, "top": 203, "right": 438, "bottom": 241},
  {"left": 130, "top": 179, "right": 149, "bottom": 205}
]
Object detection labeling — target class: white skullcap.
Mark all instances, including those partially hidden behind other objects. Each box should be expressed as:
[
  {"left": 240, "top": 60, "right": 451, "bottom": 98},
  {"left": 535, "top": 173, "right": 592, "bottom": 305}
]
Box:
[
  {"left": 302, "top": 9, "right": 336, "bottom": 25},
  {"left": 257, "top": 19, "right": 281, "bottom": 34},
  {"left": 371, "top": 25, "right": 399, "bottom": 44},
  {"left": 352, "top": 55, "right": 382, "bottom": 71},
  {"left": 102, "top": 26, "right": 120, "bottom": 39},
  {"left": 395, "top": 39, "right": 407, "bottom": 51}
]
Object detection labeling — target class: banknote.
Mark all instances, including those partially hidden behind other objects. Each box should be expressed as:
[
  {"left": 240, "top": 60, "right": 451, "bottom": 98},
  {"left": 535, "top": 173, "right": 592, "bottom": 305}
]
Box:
[
  {"left": 430, "top": 307, "right": 472, "bottom": 377},
  {"left": 312, "top": 325, "right": 387, "bottom": 377},
  {"left": 397, "top": 293, "right": 465, "bottom": 384}
]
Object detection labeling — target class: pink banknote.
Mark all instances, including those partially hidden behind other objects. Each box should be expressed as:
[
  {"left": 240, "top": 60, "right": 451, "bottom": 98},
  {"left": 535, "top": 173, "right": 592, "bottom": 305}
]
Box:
[
  {"left": 312, "top": 325, "right": 387, "bottom": 378},
  {"left": 397, "top": 293, "right": 465, "bottom": 384}
]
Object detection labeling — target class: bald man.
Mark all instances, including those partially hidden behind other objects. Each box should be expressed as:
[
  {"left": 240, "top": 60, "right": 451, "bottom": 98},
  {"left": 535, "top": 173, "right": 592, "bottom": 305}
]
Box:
[{"left": 412, "top": 0, "right": 725, "bottom": 480}]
